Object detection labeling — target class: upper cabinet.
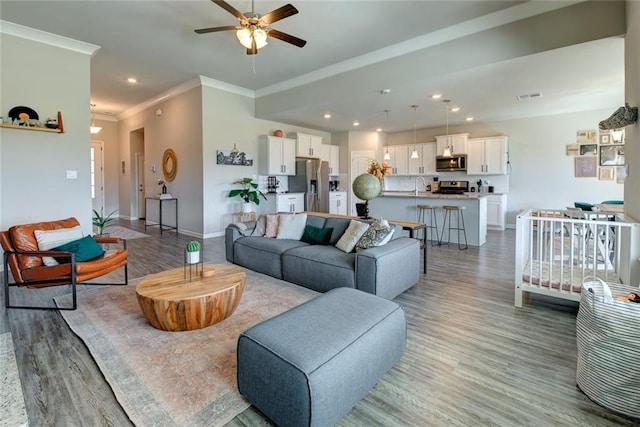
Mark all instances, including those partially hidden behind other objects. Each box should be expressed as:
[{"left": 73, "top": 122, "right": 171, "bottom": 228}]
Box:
[
  {"left": 436, "top": 133, "right": 469, "bottom": 156},
  {"left": 259, "top": 136, "right": 296, "bottom": 176},
  {"left": 467, "top": 136, "right": 508, "bottom": 175},
  {"left": 294, "top": 132, "right": 322, "bottom": 158},
  {"left": 386, "top": 146, "right": 409, "bottom": 175},
  {"left": 407, "top": 142, "right": 437, "bottom": 175},
  {"left": 320, "top": 144, "right": 340, "bottom": 175}
]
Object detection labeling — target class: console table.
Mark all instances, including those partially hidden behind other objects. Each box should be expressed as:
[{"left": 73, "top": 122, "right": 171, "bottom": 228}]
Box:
[{"left": 145, "top": 197, "right": 178, "bottom": 235}]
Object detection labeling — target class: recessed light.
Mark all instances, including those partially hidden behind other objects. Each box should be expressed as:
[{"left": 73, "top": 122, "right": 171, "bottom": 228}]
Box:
[
  {"left": 353, "top": 121, "right": 360, "bottom": 127},
  {"left": 431, "top": 94, "right": 443, "bottom": 99},
  {"left": 450, "top": 107, "right": 461, "bottom": 112},
  {"left": 376, "top": 128, "right": 383, "bottom": 132},
  {"left": 323, "top": 113, "right": 332, "bottom": 119},
  {"left": 127, "top": 77, "right": 137, "bottom": 84},
  {"left": 466, "top": 116, "right": 474, "bottom": 121}
]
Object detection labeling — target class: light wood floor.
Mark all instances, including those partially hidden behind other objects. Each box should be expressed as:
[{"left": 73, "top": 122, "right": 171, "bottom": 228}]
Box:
[{"left": 1, "top": 220, "right": 637, "bottom": 426}]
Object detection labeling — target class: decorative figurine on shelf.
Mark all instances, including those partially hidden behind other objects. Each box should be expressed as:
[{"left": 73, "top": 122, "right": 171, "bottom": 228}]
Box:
[{"left": 158, "top": 179, "right": 167, "bottom": 194}]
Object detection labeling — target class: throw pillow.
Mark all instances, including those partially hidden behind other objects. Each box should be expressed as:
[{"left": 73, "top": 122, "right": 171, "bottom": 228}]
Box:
[
  {"left": 34, "top": 226, "right": 83, "bottom": 266},
  {"left": 276, "top": 213, "right": 308, "bottom": 240},
  {"left": 264, "top": 214, "right": 279, "bottom": 238},
  {"left": 335, "top": 220, "right": 370, "bottom": 253},
  {"left": 53, "top": 235, "right": 105, "bottom": 262},
  {"left": 252, "top": 214, "right": 267, "bottom": 237},
  {"left": 355, "top": 217, "right": 395, "bottom": 252},
  {"left": 301, "top": 225, "right": 334, "bottom": 245}
]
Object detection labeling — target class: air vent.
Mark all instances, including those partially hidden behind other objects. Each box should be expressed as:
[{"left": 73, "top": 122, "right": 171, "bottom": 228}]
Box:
[{"left": 516, "top": 92, "right": 542, "bottom": 101}]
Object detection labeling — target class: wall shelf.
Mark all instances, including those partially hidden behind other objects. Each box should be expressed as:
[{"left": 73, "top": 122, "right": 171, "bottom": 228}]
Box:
[{"left": 0, "top": 111, "right": 64, "bottom": 133}]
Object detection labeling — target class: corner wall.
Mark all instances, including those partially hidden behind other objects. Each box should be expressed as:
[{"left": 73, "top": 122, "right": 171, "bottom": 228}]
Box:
[{"left": 625, "top": 1, "right": 639, "bottom": 221}]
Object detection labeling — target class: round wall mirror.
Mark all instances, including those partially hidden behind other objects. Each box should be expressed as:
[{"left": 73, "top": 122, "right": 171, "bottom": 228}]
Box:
[{"left": 162, "top": 148, "right": 177, "bottom": 182}]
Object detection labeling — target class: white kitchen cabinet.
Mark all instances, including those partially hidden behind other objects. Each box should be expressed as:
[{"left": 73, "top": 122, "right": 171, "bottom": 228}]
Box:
[
  {"left": 321, "top": 144, "right": 340, "bottom": 175},
  {"left": 408, "top": 142, "right": 437, "bottom": 175},
  {"left": 436, "top": 133, "right": 469, "bottom": 155},
  {"left": 295, "top": 132, "right": 322, "bottom": 158},
  {"left": 486, "top": 194, "right": 507, "bottom": 230},
  {"left": 259, "top": 136, "right": 296, "bottom": 176},
  {"left": 467, "top": 136, "right": 507, "bottom": 175},
  {"left": 386, "top": 145, "right": 409, "bottom": 175},
  {"left": 277, "top": 193, "right": 305, "bottom": 213},
  {"left": 329, "top": 191, "right": 347, "bottom": 215}
]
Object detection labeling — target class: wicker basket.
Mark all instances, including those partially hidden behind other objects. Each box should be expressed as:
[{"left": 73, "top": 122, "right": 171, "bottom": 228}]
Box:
[{"left": 577, "top": 277, "right": 640, "bottom": 419}]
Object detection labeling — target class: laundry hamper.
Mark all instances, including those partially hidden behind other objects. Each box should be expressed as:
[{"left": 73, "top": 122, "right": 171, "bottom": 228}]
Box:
[{"left": 576, "top": 278, "right": 640, "bottom": 419}]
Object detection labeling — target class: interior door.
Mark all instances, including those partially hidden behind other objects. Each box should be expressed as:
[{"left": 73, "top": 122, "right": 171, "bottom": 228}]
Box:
[
  {"left": 136, "top": 152, "right": 145, "bottom": 219},
  {"left": 90, "top": 141, "right": 104, "bottom": 214},
  {"left": 349, "top": 150, "right": 375, "bottom": 216}
]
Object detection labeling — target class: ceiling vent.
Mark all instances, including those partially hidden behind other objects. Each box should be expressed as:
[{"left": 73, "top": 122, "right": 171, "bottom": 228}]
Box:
[{"left": 516, "top": 92, "right": 542, "bottom": 101}]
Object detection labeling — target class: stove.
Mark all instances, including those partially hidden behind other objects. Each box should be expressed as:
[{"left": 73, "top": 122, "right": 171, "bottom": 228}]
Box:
[{"left": 433, "top": 180, "right": 469, "bottom": 195}]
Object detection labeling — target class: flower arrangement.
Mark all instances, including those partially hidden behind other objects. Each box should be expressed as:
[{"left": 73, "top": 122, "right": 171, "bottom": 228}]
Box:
[{"left": 366, "top": 160, "right": 391, "bottom": 180}]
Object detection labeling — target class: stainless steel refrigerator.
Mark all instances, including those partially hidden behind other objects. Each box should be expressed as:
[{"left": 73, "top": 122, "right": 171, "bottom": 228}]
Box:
[{"left": 289, "top": 159, "right": 329, "bottom": 213}]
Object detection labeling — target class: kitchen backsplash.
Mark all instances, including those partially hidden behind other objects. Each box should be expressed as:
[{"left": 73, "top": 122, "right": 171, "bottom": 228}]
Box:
[{"left": 383, "top": 173, "right": 510, "bottom": 193}]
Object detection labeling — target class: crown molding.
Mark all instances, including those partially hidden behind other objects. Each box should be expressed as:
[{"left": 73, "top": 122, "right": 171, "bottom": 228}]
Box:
[
  {"left": 199, "top": 75, "right": 255, "bottom": 98},
  {"left": 0, "top": 20, "right": 100, "bottom": 56}
]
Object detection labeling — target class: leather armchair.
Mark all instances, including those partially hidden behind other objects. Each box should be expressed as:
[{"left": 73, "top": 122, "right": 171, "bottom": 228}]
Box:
[{"left": 1, "top": 217, "right": 128, "bottom": 310}]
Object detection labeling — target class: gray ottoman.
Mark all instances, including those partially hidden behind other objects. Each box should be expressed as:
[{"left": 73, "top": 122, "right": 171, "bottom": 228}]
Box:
[{"left": 237, "top": 287, "right": 406, "bottom": 427}]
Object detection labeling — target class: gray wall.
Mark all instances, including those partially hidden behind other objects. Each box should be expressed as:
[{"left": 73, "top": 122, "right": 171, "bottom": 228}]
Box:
[{"left": 0, "top": 31, "right": 94, "bottom": 233}]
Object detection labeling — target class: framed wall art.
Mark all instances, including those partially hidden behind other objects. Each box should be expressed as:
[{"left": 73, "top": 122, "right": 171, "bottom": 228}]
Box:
[
  {"left": 575, "top": 156, "right": 597, "bottom": 178},
  {"left": 576, "top": 129, "right": 597, "bottom": 144},
  {"left": 599, "top": 145, "right": 625, "bottom": 166},
  {"left": 599, "top": 133, "right": 610, "bottom": 144},
  {"left": 566, "top": 144, "right": 579, "bottom": 156},
  {"left": 599, "top": 167, "right": 614, "bottom": 181},
  {"left": 216, "top": 149, "right": 254, "bottom": 166},
  {"left": 579, "top": 144, "right": 597, "bottom": 156}
]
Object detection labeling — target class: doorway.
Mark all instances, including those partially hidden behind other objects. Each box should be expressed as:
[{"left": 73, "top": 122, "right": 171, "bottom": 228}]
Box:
[
  {"left": 90, "top": 141, "right": 104, "bottom": 214},
  {"left": 135, "top": 152, "right": 145, "bottom": 219},
  {"left": 349, "top": 150, "right": 375, "bottom": 216},
  {"left": 130, "top": 128, "right": 145, "bottom": 220}
]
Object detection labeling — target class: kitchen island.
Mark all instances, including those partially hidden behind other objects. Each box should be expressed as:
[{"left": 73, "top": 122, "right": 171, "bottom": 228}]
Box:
[{"left": 369, "top": 192, "right": 488, "bottom": 246}]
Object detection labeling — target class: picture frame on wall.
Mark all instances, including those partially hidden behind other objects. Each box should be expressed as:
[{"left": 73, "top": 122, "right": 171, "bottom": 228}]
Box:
[
  {"left": 577, "top": 129, "right": 597, "bottom": 144},
  {"left": 599, "top": 167, "right": 614, "bottom": 181},
  {"left": 566, "top": 144, "right": 579, "bottom": 156},
  {"left": 575, "top": 156, "right": 597, "bottom": 178},
  {"left": 216, "top": 149, "right": 254, "bottom": 166},
  {"left": 599, "top": 134, "right": 610, "bottom": 144},
  {"left": 599, "top": 145, "right": 625, "bottom": 166},
  {"left": 579, "top": 144, "right": 597, "bottom": 156}
]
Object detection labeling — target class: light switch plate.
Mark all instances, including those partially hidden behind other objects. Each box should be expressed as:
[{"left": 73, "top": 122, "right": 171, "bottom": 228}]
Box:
[{"left": 66, "top": 170, "right": 78, "bottom": 179}]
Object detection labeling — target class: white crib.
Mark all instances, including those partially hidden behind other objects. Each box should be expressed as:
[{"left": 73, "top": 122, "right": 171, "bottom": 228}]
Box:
[{"left": 514, "top": 208, "right": 639, "bottom": 307}]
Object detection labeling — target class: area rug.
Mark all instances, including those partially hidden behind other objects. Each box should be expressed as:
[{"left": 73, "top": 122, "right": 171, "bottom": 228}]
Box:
[
  {"left": 0, "top": 332, "right": 29, "bottom": 427},
  {"left": 94, "top": 225, "right": 149, "bottom": 240},
  {"left": 55, "top": 270, "right": 318, "bottom": 427}
]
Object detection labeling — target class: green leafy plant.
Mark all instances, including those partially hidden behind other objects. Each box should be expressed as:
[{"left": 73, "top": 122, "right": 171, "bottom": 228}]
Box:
[
  {"left": 228, "top": 177, "right": 267, "bottom": 205},
  {"left": 92, "top": 208, "right": 118, "bottom": 235},
  {"left": 186, "top": 241, "right": 201, "bottom": 252}
]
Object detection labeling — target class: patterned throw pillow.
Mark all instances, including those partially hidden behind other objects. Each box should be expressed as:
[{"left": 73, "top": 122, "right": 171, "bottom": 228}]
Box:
[
  {"left": 335, "top": 220, "right": 370, "bottom": 253},
  {"left": 264, "top": 214, "right": 279, "bottom": 238},
  {"left": 355, "top": 217, "right": 394, "bottom": 252}
]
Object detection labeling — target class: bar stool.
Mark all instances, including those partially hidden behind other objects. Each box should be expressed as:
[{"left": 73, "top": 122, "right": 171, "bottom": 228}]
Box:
[
  {"left": 416, "top": 204, "right": 440, "bottom": 246},
  {"left": 440, "top": 205, "right": 468, "bottom": 250}
]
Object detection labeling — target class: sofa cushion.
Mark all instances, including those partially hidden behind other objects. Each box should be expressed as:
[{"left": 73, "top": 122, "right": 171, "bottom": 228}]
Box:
[
  {"left": 355, "top": 218, "right": 394, "bottom": 252},
  {"left": 305, "top": 215, "right": 327, "bottom": 229},
  {"left": 324, "top": 218, "right": 351, "bottom": 245},
  {"left": 282, "top": 245, "right": 356, "bottom": 292},
  {"left": 34, "top": 225, "right": 84, "bottom": 266},
  {"left": 235, "top": 236, "right": 308, "bottom": 279},
  {"left": 276, "top": 213, "right": 307, "bottom": 240},
  {"left": 301, "top": 225, "right": 333, "bottom": 245},
  {"left": 335, "top": 220, "right": 370, "bottom": 253},
  {"left": 54, "top": 235, "right": 105, "bottom": 262}
]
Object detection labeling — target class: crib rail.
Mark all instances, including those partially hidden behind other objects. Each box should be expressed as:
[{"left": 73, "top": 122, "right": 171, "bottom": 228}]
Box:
[{"left": 515, "top": 208, "right": 637, "bottom": 307}]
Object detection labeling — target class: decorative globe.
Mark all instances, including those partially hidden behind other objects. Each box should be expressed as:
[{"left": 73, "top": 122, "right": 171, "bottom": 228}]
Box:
[{"left": 352, "top": 173, "right": 381, "bottom": 201}]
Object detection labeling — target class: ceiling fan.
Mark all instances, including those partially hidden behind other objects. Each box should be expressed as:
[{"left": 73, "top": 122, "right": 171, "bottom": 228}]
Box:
[{"left": 195, "top": 0, "right": 307, "bottom": 55}]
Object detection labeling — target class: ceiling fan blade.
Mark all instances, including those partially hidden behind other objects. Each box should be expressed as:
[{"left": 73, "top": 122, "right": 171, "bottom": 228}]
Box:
[
  {"left": 194, "top": 25, "right": 238, "bottom": 34},
  {"left": 268, "top": 29, "right": 306, "bottom": 48},
  {"left": 212, "top": 0, "right": 246, "bottom": 21},
  {"left": 261, "top": 4, "right": 298, "bottom": 25}
]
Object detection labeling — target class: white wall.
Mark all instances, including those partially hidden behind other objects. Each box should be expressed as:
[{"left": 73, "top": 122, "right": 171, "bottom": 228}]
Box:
[
  {"left": 0, "top": 32, "right": 95, "bottom": 233},
  {"left": 624, "top": 1, "right": 639, "bottom": 222}
]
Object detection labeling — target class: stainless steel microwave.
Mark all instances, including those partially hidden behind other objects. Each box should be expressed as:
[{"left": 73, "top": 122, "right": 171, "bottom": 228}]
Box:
[{"left": 436, "top": 154, "right": 467, "bottom": 172}]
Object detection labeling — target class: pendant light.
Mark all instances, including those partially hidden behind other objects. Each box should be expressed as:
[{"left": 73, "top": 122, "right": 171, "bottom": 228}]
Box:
[
  {"left": 410, "top": 105, "right": 419, "bottom": 159},
  {"left": 90, "top": 103, "right": 101, "bottom": 134},
  {"left": 442, "top": 100, "right": 452, "bottom": 157},
  {"left": 383, "top": 109, "right": 391, "bottom": 160}
]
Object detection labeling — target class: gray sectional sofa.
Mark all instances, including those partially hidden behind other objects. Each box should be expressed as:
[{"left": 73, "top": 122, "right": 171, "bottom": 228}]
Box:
[{"left": 225, "top": 213, "right": 420, "bottom": 299}]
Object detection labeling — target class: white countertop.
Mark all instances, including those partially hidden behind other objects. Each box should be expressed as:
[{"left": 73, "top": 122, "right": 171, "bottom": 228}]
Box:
[{"left": 380, "top": 191, "right": 489, "bottom": 199}]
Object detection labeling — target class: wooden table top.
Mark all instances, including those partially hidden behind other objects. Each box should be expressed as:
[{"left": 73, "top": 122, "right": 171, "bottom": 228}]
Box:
[
  {"left": 593, "top": 203, "right": 624, "bottom": 214},
  {"left": 135, "top": 264, "right": 245, "bottom": 301},
  {"left": 303, "top": 211, "right": 424, "bottom": 230}
]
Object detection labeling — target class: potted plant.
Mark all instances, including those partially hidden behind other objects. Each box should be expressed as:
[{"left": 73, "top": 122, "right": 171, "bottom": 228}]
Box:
[
  {"left": 185, "top": 241, "right": 201, "bottom": 264},
  {"left": 228, "top": 177, "right": 267, "bottom": 213},
  {"left": 92, "top": 208, "right": 118, "bottom": 236}
]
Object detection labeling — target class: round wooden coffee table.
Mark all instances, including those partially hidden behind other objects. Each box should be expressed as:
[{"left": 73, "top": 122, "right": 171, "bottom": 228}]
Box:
[{"left": 135, "top": 264, "right": 245, "bottom": 331}]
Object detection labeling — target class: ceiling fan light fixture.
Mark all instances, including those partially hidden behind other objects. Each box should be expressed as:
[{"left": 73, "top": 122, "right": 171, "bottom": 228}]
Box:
[
  {"left": 236, "top": 28, "right": 253, "bottom": 49},
  {"left": 253, "top": 28, "right": 268, "bottom": 49}
]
